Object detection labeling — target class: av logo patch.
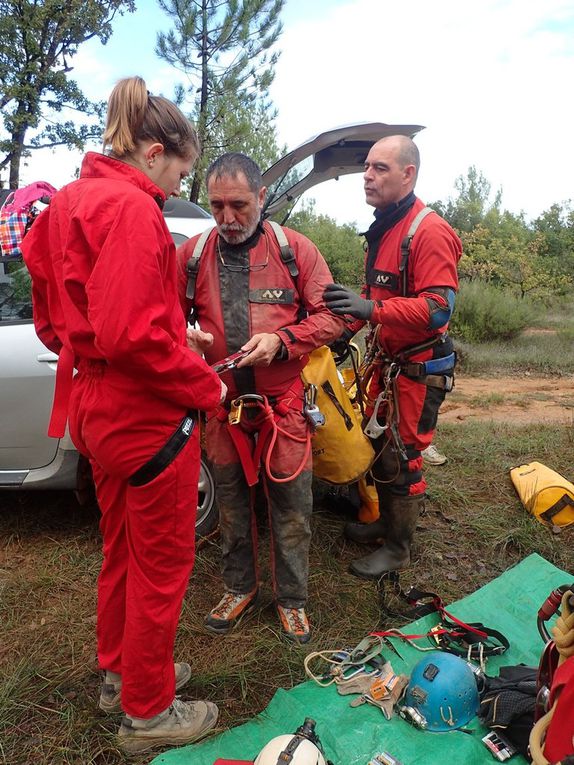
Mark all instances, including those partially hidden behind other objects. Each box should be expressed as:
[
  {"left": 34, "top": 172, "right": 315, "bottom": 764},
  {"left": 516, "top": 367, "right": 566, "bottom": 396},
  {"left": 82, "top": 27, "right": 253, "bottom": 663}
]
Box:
[
  {"left": 368, "top": 270, "right": 398, "bottom": 291},
  {"left": 250, "top": 288, "right": 294, "bottom": 304}
]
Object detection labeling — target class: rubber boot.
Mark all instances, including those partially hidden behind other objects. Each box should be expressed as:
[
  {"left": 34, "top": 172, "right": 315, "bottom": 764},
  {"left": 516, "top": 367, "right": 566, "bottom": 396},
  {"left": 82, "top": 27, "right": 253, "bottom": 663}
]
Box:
[
  {"left": 349, "top": 495, "right": 424, "bottom": 580},
  {"left": 344, "top": 486, "right": 390, "bottom": 544}
]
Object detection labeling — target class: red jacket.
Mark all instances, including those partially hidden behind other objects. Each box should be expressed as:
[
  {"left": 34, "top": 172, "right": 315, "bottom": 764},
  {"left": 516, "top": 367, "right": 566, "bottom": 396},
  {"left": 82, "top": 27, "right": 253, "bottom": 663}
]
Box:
[
  {"left": 177, "top": 222, "right": 344, "bottom": 400},
  {"left": 22, "top": 152, "right": 221, "bottom": 435},
  {"left": 359, "top": 198, "right": 462, "bottom": 356}
]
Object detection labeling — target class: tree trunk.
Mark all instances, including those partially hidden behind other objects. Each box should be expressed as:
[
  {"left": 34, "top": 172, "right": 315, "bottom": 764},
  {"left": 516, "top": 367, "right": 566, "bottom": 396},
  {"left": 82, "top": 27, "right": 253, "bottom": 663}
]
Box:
[{"left": 188, "top": 0, "right": 210, "bottom": 204}]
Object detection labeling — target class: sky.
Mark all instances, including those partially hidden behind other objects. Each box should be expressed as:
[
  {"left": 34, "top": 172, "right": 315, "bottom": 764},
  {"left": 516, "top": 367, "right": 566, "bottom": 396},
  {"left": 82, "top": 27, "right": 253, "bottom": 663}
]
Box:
[{"left": 15, "top": 0, "right": 574, "bottom": 231}]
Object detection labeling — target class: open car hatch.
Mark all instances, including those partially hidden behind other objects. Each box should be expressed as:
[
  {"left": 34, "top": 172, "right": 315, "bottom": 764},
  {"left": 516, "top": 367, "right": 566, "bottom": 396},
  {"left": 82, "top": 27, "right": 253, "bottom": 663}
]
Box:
[{"left": 262, "top": 122, "right": 425, "bottom": 218}]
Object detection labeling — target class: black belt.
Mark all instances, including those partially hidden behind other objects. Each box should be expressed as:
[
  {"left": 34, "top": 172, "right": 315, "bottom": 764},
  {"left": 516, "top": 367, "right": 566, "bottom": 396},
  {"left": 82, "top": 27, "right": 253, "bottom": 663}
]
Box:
[{"left": 129, "top": 412, "right": 196, "bottom": 487}]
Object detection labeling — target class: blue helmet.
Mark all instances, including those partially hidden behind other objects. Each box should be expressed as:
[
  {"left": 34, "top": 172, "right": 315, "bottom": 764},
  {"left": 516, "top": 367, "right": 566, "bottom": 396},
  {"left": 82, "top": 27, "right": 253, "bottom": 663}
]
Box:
[{"left": 404, "top": 651, "right": 480, "bottom": 732}]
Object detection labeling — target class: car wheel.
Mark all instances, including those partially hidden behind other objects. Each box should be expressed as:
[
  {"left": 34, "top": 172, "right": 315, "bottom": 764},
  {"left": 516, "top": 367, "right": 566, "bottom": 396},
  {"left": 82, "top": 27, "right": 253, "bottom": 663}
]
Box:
[{"left": 196, "top": 453, "right": 219, "bottom": 540}]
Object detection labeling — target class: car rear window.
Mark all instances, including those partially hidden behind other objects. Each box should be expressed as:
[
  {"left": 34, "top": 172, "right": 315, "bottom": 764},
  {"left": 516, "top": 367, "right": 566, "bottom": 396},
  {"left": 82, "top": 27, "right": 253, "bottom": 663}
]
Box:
[{"left": 0, "top": 261, "right": 32, "bottom": 323}]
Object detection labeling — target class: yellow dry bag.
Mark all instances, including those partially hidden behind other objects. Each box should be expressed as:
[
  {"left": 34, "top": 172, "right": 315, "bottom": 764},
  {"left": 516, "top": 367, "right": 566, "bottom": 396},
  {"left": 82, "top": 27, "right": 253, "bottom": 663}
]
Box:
[
  {"left": 301, "top": 346, "right": 375, "bottom": 485},
  {"left": 510, "top": 461, "right": 574, "bottom": 528}
]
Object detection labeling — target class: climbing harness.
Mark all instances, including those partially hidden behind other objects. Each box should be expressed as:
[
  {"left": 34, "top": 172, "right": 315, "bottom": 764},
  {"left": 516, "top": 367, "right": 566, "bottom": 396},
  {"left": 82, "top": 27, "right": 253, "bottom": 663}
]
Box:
[
  {"left": 370, "top": 584, "right": 509, "bottom": 672},
  {"left": 217, "top": 392, "right": 312, "bottom": 486},
  {"left": 355, "top": 326, "right": 455, "bottom": 481}
]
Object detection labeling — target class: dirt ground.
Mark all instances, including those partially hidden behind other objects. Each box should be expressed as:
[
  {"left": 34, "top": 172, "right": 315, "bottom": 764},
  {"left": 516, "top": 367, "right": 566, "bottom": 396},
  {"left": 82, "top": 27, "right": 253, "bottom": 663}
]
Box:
[{"left": 440, "top": 374, "right": 574, "bottom": 425}]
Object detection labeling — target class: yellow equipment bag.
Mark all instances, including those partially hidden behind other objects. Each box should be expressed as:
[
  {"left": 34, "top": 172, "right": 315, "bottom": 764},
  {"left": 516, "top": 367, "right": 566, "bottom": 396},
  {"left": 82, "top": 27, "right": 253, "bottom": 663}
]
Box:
[
  {"left": 301, "top": 346, "right": 375, "bottom": 485},
  {"left": 510, "top": 461, "right": 574, "bottom": 528}
]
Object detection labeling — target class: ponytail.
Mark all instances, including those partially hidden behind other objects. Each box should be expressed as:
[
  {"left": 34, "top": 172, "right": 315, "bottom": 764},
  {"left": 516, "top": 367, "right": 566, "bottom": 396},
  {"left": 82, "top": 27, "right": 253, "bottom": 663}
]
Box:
[{"left": 103, "top": 76, "right": 199, "bottom": 161}]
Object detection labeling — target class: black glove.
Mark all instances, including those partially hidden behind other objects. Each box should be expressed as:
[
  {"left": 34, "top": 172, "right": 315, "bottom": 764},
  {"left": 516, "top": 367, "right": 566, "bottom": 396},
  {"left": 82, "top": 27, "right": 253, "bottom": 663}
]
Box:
[
  {"left": 328, "top": 327, "right": 356, "bottom": 359},
  {"left": 323, "top": 283, "right": 375, "bottom": 320}
]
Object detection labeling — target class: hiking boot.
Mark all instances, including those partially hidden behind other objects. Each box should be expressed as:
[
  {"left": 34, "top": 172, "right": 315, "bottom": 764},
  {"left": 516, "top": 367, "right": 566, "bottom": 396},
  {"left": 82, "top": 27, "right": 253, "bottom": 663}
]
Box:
[
  {"left": 99, "top": 662, "right": 192, "bottom": 714},
  {"left": 205, "top": 588, "right": 258, "bottom": 634},
  {"left": 117, "top": 697, "right": 218, "bottom": 754},
  {"left": 277, "top": 605, "right": 311, "bottom": 644},
  {"left": 421, "top": 444, "right": 447, "bottom": 466}
]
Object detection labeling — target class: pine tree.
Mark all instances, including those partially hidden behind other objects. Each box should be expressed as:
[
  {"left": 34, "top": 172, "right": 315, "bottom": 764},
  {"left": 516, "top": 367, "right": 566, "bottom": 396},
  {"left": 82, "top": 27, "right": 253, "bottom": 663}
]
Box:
[
  {"left": 156, "top": 0, "right": 284, "bottom": 202},
  {"left": 0, "top": 0, "right": 135, "bottom": 188}
]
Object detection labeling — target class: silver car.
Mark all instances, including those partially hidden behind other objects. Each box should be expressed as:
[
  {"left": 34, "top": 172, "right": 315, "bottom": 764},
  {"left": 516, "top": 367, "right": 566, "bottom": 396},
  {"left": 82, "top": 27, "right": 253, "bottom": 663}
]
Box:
[{"left": 0, "top": 122, "right": 423, "bottom": 537}]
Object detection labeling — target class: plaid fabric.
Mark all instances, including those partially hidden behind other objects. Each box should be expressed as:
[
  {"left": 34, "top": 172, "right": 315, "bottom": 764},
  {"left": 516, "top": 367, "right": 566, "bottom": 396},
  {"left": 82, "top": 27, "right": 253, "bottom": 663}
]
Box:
[{"left": 0, "top": 193, "right": 29, "bottom": 259}]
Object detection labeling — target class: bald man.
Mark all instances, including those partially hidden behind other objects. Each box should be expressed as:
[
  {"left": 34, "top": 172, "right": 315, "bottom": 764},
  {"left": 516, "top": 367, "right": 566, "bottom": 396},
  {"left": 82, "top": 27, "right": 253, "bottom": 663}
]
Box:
[{"left": 324, "top": 135, "right": 462, "bottom": 579}]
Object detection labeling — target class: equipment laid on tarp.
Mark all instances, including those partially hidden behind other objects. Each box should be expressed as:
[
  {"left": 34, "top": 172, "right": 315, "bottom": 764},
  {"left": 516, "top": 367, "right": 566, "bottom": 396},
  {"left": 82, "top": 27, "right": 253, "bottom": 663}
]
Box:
[
  {"left": 401, "top": 651, "right": 480, "bottom": 732},
  {"left": 478, "top": 664, "right": 538, "bottom": 757},
  {"left": 510, "top": 461, "right": 574, "bottom": 528},
  {"left": 254, "top": 718, "right": 330, "bottom": 765},
  {"left": 151, "top": 555, "right": 573, "bottom": 765}
]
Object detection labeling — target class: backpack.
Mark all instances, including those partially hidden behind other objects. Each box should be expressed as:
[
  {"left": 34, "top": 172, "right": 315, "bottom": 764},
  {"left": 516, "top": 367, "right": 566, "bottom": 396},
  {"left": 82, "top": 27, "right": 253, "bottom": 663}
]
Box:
[{"left": 0, "top": 181, "right": 58, "bottom": 260}]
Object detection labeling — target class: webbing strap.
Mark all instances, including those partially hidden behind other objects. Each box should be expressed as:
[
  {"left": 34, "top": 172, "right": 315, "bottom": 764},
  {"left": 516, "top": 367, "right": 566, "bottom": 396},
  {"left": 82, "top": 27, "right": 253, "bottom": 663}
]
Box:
[
  {"left": 185, "top": 226, "right": 213, "bottom": 301},
  {"left": 223, "top": 391, "right": 306, "bottom": 486},
  {"left": 399, "top": 206, "right": 434, "bottom": 297},
  {"left": 540, "top": 494, "right": 574, "bottom": 524},
  {"left": 268, "top": 220, "right": 299, "bottom": 278},
  {"left": 47, "top": 345, "right": 75, "bottom": 438},
  {"left": 185, "top": 221, "right": 299, "bottom": 312},
  {"left": 226, "top": 415, "right": 273, "bottom": 487}
]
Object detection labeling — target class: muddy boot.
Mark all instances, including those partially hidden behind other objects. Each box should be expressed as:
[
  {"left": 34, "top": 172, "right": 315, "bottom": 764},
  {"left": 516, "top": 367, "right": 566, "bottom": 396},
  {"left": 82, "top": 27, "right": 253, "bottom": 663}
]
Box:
[
  {"left": 349, "top": 495, "right": 424, "bottom": 580},
  {"left": 344, "top": 486, "right": 390, "bottom": 544}
]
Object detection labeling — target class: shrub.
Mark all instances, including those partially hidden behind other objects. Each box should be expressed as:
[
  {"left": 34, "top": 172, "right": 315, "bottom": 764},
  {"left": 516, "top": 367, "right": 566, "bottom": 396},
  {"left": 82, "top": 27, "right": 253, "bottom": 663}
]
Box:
[{"left": 450, "top": 280, "right": 538, "bottom": 343}]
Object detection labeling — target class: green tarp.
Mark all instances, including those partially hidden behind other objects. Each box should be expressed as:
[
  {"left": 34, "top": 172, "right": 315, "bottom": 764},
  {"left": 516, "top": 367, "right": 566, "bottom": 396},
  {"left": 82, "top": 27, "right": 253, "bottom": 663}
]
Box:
[{"left": 151, "top": 553, "right": 572, "bottom": 765}]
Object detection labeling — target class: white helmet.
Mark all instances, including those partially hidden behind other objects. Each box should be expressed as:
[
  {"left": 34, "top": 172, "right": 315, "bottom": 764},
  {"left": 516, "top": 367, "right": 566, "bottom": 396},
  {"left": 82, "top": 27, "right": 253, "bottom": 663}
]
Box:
[{"left": 254, "top": 734, "right": 326, "bottom": 765}]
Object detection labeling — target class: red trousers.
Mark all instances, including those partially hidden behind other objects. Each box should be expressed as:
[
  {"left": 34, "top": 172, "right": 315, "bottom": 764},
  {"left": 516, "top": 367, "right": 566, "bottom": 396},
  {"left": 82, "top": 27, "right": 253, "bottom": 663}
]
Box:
[{"left": 69, "top": 363, "right": 198, "bottom": 718}]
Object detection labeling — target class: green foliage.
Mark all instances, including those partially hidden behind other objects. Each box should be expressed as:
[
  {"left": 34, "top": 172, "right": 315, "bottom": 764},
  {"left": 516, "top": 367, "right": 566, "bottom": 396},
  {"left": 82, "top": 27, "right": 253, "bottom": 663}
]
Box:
[
  {"left": 6, "top": 261, "right": 31, "bottom": 302},
  {"left": 0, "top": 0, "right": 135, "bottom": 187},
  {"left": 286, "top": 200, "right": 364, "bottom": 285},
  {"left": 194, "top": 101, "right": 286, "bottom": 209},
  {"left": 431, "top": 167, "right": 574, "bottom": 302},
  {"left": 459, "top": 223, "right": 573, "bottom": 300},
  {"left": 450, "top": 279, "right": 538, "bottom": 343},
  {"left": 429, "top": 166, "right": 502, "bottom": 232},
  {"left": 156, "top": 0, "right": 284, "bottom": 202},
  {"left": 532, "top": 202, "right": 574, "bottom": 281},
  {"left": 558, "top": 325, "right": 574, "bottom": 343}
]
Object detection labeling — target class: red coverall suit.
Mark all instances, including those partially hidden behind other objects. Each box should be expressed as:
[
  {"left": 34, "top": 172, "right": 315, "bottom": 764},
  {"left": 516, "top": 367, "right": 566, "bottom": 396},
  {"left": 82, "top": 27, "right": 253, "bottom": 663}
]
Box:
[
  {"left": 177, "top": 223, "right": 343, "bottom": 607},
  {"left": 360, "top": 198, "right": 461, "bottom": 495},
  {"left": 22, "top": 152, "right": 222, "bottom": 719},
  {"left": 343, "top": 196, "right": 462, "bottom": 579}
]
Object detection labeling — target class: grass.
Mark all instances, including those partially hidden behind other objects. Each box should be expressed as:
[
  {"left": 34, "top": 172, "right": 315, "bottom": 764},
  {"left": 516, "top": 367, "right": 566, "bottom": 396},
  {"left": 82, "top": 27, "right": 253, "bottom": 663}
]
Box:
[
  {"left": 466, "top": 392, "right": 506, "bottom": 408},
  {"left": 453, "top": 299, "right": 574, "bottom": 376},
  {"left": 455, "top": 331, "right": 574, "bottom": 375},
  {"left": 1, "top": 420, "right": 573, "bottom": 765}
]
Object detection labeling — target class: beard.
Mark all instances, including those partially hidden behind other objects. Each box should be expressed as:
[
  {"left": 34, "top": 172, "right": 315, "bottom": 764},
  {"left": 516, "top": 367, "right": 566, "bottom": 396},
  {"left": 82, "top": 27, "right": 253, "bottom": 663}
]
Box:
[{"left": 218, "top": 216, "right": 259, "bottom": 245}]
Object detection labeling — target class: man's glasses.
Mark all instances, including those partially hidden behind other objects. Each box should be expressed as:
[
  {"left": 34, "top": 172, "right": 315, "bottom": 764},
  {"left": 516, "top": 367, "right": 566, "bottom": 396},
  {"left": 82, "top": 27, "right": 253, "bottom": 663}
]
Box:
[{"left": 217, "top": 230, "right": 269, "bottom": 272}]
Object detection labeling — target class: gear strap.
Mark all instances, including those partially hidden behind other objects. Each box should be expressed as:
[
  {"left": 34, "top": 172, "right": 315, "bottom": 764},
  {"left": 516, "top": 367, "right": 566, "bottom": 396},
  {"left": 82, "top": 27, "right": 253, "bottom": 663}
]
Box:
[
  {"left": 216, "top": 392, "right": 311, "bottom": 486},
  {"left": 399, "top": 206, "right": 435, "bottom": 297},
  {"left": 369, "top": 578, "right": 509, "bottom": 667},
  {"left": 185, "top": 220, "right": 298, "bottom": 325}
]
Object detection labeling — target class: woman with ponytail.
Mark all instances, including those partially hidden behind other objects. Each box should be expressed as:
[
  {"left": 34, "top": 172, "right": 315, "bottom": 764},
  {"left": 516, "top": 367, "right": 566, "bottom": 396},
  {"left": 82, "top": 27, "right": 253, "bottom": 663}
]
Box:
[{"left": 22, "top": 76, "right": 224, "bottom": 754}]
